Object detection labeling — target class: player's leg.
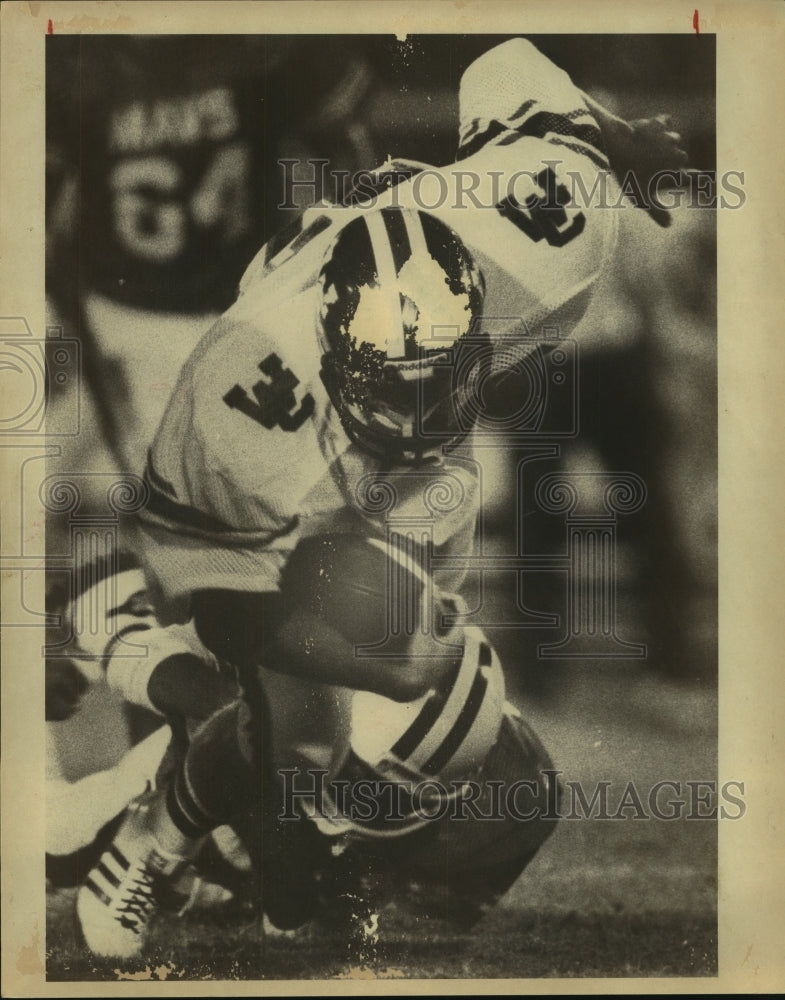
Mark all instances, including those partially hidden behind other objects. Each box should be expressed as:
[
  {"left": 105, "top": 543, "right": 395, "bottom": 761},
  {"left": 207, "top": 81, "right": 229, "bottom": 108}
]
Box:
[
  {"left": 76, "top": 689, "right": 330, "bottom": 957},
  {"left": 75, "top": 702, "right": 252, "bottom": 958}
]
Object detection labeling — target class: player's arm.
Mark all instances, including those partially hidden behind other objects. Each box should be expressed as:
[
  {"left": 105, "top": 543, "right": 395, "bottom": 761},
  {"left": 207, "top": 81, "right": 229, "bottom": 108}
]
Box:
[
  {"left": 271, "top": 606, "right": 458, "bottom": 702},
  {"left": 458, "top": 37, "right": 687, "bottom": 225},
  {"left": 457, "top": 37, "right": 606, "bottom": 162},
  {"left": 192, "top": 589, "right": 457, "bottom": 704}
]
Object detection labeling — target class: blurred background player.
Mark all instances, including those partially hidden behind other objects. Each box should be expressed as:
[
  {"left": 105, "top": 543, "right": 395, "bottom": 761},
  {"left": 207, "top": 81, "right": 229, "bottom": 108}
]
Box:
[
  {"left": 45, "top": 553, "right": 251, "bottom": 915},
  {"left": 45, "top": 34, "right": 378, "bottom": 478},
  {"left": 69, "top": 37, "right": 693, "bottom": 959}
]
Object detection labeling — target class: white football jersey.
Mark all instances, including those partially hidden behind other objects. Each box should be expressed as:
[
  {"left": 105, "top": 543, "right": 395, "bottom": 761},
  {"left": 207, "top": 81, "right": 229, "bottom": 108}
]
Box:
[{"left": 139, "top": 38, "right": 618, "bottom": 606}]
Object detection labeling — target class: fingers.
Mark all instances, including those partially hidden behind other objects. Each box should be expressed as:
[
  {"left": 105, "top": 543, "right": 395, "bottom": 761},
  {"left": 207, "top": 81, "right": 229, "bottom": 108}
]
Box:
[
  {"left": 633, "top": 114, "right": 684, "bottom": 141},
  {"left": 647, "top": 204, "right": 673, "bottom": 229},
  {"left": 634, "top": 115, "right": 690, "bottom": 167}
]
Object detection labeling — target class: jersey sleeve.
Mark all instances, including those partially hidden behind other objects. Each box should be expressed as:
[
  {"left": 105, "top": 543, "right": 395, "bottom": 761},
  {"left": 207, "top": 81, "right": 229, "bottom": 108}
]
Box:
[{"left": 457, "top": 38, "right": 608, "bottom": 171}]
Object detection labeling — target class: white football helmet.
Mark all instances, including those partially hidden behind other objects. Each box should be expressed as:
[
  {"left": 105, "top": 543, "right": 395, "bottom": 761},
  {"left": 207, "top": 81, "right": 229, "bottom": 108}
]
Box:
[{"left": 317, "top": 206, "right": 486, "bottom": 465}]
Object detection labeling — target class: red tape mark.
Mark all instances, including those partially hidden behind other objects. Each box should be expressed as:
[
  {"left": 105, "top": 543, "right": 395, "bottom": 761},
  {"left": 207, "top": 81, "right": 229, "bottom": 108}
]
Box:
[
  {"left": 693, "top": 9, "right": 700, "bottom": 34},
  {"left": 47, "top": 18, "right": 54, "bottom": 34}
]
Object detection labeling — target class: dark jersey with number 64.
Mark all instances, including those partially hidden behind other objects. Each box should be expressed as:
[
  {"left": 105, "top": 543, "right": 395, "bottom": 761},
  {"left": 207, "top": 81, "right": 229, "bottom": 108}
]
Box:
[{"left": 48, "top": 36, "right": 376, "bottom": 313}]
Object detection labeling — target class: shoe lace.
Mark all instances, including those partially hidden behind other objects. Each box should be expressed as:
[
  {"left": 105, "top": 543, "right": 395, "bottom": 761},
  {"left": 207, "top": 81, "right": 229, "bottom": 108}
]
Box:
[{"left": 114, "top": 864, "right": 156, "bottom": 935}]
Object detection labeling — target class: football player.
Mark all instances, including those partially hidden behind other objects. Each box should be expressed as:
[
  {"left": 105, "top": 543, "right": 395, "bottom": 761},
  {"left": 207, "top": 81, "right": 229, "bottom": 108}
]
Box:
[
  {"left": 46, "top": 554, "right": 250, "bottom": 914},
  {"left": 74, "top": 37, "right": 686, "bottom": 957}
]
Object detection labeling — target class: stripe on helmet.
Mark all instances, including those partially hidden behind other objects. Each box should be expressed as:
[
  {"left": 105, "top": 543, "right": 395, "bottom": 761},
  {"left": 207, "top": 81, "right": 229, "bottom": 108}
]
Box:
[
  {"left": 364, "top": 536, "right": 431, "bottom": 588},
  {"left": 363, "top": 538, "right": 492, "bottom": 778},
  {"left": 364, "top": 210, "right": 407, "bottom": 360},
  {"left": 380, "top": 207, "right": 412, "bottom": 275},
  {"left": 392, "top": 630, "right": 481, "bottom": 779},
  {"left": 400, "top": 207, "right": 431, "bottom": 266},
  {"left": 422, "top": 664, "right": 489, "bottom": 775},
  {"left": 390, "top": 663, "right": 460, "bottom": 761}
]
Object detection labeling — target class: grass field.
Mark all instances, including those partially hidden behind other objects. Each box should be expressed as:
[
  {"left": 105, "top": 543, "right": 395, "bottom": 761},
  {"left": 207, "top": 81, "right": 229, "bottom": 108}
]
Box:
[{"left": 46, "top": 661, "right": 718, "bottom": 982}]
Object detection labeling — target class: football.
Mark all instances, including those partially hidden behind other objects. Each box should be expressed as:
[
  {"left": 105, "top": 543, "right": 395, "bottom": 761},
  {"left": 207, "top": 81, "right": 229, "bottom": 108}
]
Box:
[{"left": 279, "top": 532, "right": 430, "bottom": 652}]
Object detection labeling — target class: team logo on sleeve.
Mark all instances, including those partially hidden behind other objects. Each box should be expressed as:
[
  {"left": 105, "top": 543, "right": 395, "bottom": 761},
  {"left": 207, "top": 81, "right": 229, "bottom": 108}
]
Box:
[{"left": 223, "top": 352, "right": 315, "bottom": 432}]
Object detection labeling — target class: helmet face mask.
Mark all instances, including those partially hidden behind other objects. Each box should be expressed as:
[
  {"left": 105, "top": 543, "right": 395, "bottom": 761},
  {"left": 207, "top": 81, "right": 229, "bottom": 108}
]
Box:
[
  {"left": 320, "top": 362, "right": 433, "bottom": 466},
  {"left": 318, "top": 207, "right": 485, "bottom": 466},
  {"left": 321, "top": 349, "right": 471, "bottom": 466}
]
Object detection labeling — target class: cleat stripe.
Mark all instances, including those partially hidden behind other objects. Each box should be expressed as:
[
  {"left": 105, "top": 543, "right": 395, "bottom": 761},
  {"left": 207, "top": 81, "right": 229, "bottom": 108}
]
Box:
[
  {"left": 97, "top": 860, "right": 121, "bottom": 888},
  {"left": 108, "top": 843, "right": 130, "bottom": 871},
  {"left": 84, "top": 876, "right": 112, "bottom": 908}
]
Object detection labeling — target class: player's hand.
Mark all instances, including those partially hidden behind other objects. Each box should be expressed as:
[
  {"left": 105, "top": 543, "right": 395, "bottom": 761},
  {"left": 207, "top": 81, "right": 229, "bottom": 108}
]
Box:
[
  {"left": 605, "top": 113, "right": 689, "bottom": 227},
  {"left": 582, "top": 91, "right": 689, "bottom": 227}
]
